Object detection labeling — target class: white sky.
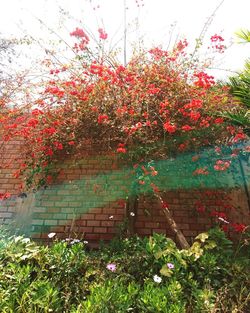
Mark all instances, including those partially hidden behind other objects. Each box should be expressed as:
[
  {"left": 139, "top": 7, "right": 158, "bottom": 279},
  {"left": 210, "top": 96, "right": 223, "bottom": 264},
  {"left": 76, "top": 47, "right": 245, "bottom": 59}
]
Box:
[{"left": 1, "top": 0, "right": 250, "bottom": 79}]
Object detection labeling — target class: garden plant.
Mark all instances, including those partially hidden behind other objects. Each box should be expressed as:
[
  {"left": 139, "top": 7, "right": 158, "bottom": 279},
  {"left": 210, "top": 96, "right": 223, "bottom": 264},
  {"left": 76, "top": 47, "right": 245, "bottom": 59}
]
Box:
[{"left": 0, "top": 1, "right": 249, "bottom": 312}]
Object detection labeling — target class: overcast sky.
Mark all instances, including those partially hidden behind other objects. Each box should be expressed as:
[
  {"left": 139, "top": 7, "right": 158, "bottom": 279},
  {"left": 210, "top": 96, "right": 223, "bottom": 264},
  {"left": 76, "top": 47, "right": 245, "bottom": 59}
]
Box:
[{"left": 1, "top": 0, "right": 250, "bottom": 79}]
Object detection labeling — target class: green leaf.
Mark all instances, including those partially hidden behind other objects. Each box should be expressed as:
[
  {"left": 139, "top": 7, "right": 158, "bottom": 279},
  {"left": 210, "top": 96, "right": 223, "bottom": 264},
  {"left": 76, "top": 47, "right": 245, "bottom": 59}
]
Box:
[
  {"left": 204, "top": 240, "right": 217, "bottom": 250},
  {"left": 195, "top": 232, "right": 209, "bottom": 242},
  {"left": 160, "top": 264, "right": 173, "bottom": 277},
  {"left": 154, "top": 250, "right": 163, "bottom": 259}
]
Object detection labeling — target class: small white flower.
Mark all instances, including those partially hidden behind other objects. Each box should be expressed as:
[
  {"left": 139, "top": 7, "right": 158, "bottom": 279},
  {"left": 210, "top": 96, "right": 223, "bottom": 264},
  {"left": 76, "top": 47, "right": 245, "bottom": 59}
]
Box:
[
  {"left": 22, "top": 238, "right": 30, "bottom": 244},
  {"left": 83, "top": 240, "right": 88, "bottom": 244},
  {"left": 153, "top": 275, "right": 162, "bottom": 283},
  {"left": 109, "top": 215, "right": 114, "bottom": 219},
  {"left": 130, "top": 212, "right": 135, "bottom": 216},
  {"left": 70, "top": 239, "right": 80, "bottom": 244},
  {"left": 48, "top": 232, "right": 56, "bottom": 238}
]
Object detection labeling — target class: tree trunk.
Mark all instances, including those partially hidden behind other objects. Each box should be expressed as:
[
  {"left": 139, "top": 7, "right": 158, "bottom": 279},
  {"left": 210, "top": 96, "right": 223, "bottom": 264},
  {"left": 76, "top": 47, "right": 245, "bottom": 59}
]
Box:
[{"left": 155, "top": 194, "right": 190, "bottom": 249}]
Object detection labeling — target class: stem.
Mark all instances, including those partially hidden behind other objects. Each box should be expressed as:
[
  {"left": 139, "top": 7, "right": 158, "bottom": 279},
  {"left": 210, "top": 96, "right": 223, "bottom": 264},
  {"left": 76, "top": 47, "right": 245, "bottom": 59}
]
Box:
[{"left": 155, "top": 193, "right": 190, "bottom": 249}]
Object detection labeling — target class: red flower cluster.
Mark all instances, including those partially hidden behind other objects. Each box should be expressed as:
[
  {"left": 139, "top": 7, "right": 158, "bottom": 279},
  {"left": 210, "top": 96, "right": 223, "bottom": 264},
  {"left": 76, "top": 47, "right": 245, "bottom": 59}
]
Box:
[
  {"left": 210, "top": 34, "right": 224, "bottom": 42},
  {"left": 0, "top": 192, "right": 11, "bottom": 200},
  {"left": 163, "top": 122, "right": 177, "bottom": 134},
  {"left": 210, "top": 211, "right": 227, "bottom": 219},
  {"left": 97, "top": 114, "right": 108, "bottom": 124},
  {"left": 70, "top": 28, "right": 90, "bottom": 51},
  {"left": 193, "top": 167, "right": 209, "bottom": 175},
  {"left": 214, "top": 160, "right": 231, "bottom": 171},
  {"left": 117, "top": 143, "right": 126, "bottom": 153},
  {"left": 232, "top": 223, "right": 246, "bottom": 233},
  {"left": 70, "top": 27, "right": 88, "bottom": 39},
  {"left": 210, "top": 34, "right": 225, "bottom": 53},
  {"left": 194, "top": 72, "right": 215, "bottom": 89},
  {"left": 98, "top": 28, "right": 108, "bottom": 40}
]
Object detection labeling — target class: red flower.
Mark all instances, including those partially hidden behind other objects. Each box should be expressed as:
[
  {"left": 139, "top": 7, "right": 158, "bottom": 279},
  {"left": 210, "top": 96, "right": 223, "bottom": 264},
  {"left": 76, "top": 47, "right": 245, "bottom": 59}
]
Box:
[
  {"left": 43, "top": 127, "right": 56, "bottom": 136},
  {"left": 214, "top": 118, "right": 224, "bottom": 124},
  {"left": 232, "top": 223, "right": 246, "bottom": 233},
  {"left": 164, "top": 122, "right": 177, "bottom": 133},
  {"left": 214, "top": 160, "right": 231, "bottom": 171},
  {"left": 53, "top": 141, "right": 63, "bottom": 150},
  {"left": 0, "top": 192, "right": 11, "bottom": 200},
  {"left": 98, "top": 28, "right": 108, "bottom": 40},
  {"left": 182, "top": 125, "right": 192, "bottom": 131},
  {"left": 44, "top": 147, "right": 53, "bottom": 156},
  {"left": 178, "top": 143, "right": 187, "bottom": 151},
  {"left": 138, "top": 180, "right": 145, "bottom": 185},
  {"left": 117, "top": 143, "right": 126, "bottom": 153},
  {"left": 117, "top": 147, "right": 126, "bottom": 153},
  {"left": 70, "top": 28, "right": 89, "bottom": 40},
  {"left": 193, "top": 167, "right": 209, "bottom": 175},
  {"left": 194, "top": 72, "right": 215, "bottom": 89},
  {"left": 189, "top": 111, "right": 201, "bottom": 121},
  {"left": 210, "top": 34, "right": 224, "bottom": 42},
  {"left": 27, "top": 118, "right": 39, "bottom": 128},
  {"left": 233, "top": 132, "right": 246, "bottom": 143},
  {"left": 97, "top": 114, "right": 108, "bottom": 124},
  {"left": 184, "top": 99, "right": 203, "bottom": 110},
  {"left": 221, "top": 225, "right": 229, "bottom": 233},
  {"left": 31, "top": 109, "right": 43, "bottom": 116},
  {"left": 210, "top": 211, "right": 227, "bottom": 219},
  {"left": 46, "top": 175, "right": 53, "bottom": 184}
]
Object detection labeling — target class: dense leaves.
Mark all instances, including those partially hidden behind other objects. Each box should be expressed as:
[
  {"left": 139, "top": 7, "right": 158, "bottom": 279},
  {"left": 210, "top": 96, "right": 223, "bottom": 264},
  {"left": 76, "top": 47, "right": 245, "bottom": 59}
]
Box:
[{"left": 0, "top": 228, "right": 249, "bottom": 312}]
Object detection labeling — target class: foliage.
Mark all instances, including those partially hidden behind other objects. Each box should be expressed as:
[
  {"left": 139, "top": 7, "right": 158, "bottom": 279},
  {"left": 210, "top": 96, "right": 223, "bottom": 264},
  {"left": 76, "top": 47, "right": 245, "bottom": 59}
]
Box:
[
  {"left": 224, "top": 29, "right": 250, "bottom": 134},
  {"left": 0, "top": 27, "right": 247, "bottom": 190},
  {"left": 0, "top": 227, "right": 249, "bottom": 312}
]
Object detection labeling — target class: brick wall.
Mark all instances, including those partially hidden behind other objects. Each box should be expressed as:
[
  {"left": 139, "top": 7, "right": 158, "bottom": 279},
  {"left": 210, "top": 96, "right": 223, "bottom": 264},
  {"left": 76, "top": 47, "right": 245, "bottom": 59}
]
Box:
[{"left": 0, "top": 140, "right": 249, "bottom": 245}]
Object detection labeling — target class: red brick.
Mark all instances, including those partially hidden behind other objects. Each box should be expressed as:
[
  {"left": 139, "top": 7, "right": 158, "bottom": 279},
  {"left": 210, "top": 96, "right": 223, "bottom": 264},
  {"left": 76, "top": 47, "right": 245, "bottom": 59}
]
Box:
[
  {"left": 100, "top": 234, "right": 113, "bottom": 240},
  {"left": 84, "top": 233, "right": 100, "bottom": 240},
  {"left": 135, "top": 221, "right": 144, "bottom": 228},
  {"left": 116, "top": 208, "right": 125, "bottom": 215},
  {"left": 137, "top": 228, "right": 152, "bottom": 235},
  {"left": 107, "top": 228, "right": 116, "bottom": 234},
  {"left": 94, "top": 227, "right": 107, "bottom": 233},
  {"left": 114, "top": 215, "right": 125, "bottom": 221},
  {"left": 53, "top": 226, "right": 65, "bottom": 233},
  {"left": 75, "top": 220, "right": 86, "bottom": 226},
  {"left": 90, "top": 208, "right": 103, "bottom": 214},
  {"left": 79, "top": 226, "right": 93, "bottom": 233},
  {"left": 81, "top": 214, "right": 95, "bottom": 220},
  {"left": 174, "top": 211, "right": 188, "bottom": 217},
  {"left": 145, "top": 222, "right": 160, "bottom": 229},
  {"left": 189, "top": 224, "right": 205, "bottom": 231},
  {"left": 95, "top": 214, "right": 110, "bottom": 220},
  {"left": 87, "top": 220, "right": 100, "bottom": 227},
  {"left": 152, "top": 228, "right": 166, "bottom": 234},
  {"left": 101, "top": 221, "right": 114, "bottom": 227}
]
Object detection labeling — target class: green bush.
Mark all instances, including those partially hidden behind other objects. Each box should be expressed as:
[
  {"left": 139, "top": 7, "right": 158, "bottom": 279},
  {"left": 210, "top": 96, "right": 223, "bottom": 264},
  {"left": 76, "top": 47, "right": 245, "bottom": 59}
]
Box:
[{"left": 0, "top": 227, "right": 249, "bottom": 312}]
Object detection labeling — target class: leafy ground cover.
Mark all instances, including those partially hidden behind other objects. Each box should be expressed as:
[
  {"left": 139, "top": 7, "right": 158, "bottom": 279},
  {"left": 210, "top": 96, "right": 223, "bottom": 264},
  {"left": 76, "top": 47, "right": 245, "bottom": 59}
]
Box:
[{"left": 0, "top": 227, "right": 249, "bottom": 312}]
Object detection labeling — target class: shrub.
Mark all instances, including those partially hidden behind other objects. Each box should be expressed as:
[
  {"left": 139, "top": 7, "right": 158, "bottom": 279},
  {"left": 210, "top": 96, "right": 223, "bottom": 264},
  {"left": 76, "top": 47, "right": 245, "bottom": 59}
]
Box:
[{"left": 0, "top": 227, "right": 249, "bottom": 312}]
